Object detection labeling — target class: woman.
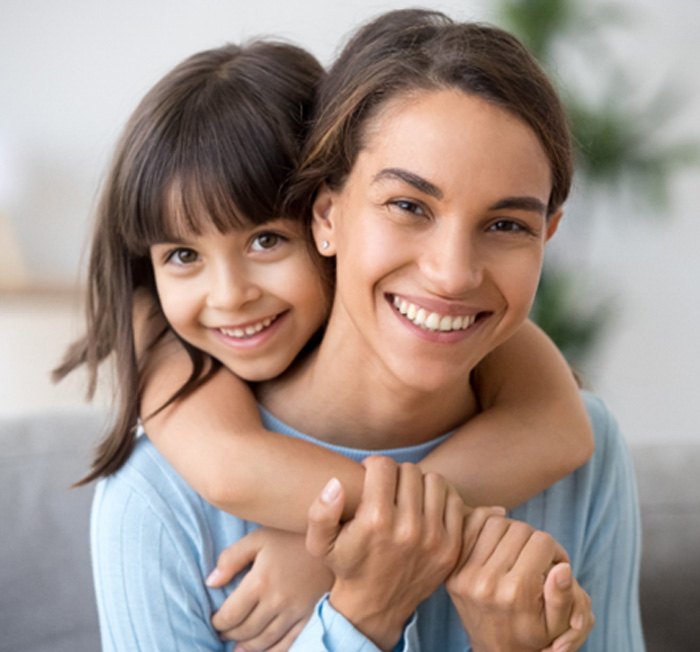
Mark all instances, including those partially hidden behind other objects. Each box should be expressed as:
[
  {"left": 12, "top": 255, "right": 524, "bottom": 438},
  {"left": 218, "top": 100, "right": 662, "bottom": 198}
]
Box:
[{"left": 251, "top": 9, "right": 643, "bottom": 650}]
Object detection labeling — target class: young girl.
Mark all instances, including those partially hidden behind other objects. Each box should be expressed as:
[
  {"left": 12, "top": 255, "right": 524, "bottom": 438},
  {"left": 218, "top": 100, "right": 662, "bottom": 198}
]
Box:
[{"left": 57, "top": 37, "right": 595, "bottom": 650}]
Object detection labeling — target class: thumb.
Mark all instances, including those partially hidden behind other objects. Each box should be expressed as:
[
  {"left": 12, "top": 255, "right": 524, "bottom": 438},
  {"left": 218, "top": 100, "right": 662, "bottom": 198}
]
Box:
[
  {"left": 206, "top": 528, "right": 262, "bottom": 588},
  {"left": 543, "top": 562, "right": 574, "bottom": 638},
  {"left": 306, "top": 477, "right": 345, "bottom": 559}
]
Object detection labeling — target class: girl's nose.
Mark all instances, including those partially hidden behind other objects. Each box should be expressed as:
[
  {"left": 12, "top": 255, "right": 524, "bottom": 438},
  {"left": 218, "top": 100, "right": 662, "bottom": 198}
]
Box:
[{"left": 206, "top": 263, "right": 262, "bottom": 310}]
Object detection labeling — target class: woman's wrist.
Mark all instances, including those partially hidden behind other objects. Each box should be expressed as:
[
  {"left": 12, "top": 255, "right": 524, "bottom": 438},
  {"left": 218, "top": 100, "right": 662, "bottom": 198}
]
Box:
[{"left": 328, "top": 583, "right": 408, "bottom": 651}]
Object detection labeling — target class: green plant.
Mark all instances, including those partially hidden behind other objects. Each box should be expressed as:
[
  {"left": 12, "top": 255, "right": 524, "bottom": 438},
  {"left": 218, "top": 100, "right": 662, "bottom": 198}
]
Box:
[{"left": 497, "top": 0, "right": 697, "bottom": 368}]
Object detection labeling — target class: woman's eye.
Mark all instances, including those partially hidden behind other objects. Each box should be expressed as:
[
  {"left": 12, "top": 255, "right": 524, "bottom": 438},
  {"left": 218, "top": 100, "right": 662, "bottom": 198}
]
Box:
[
  {"left": 251, "top": 232, "right": 284, "bottom": 252},
  {"left": 390, "top": 199, "right": 425, "bottom": 216},
  {"left": 167, "top": 248, "right": 199, "bottom": 265},
  {"left": 488, "top": 219, "right": 529, "bottom": 234}
]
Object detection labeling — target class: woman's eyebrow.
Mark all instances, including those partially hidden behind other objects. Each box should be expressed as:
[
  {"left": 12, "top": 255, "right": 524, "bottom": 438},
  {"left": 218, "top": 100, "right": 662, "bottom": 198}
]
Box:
[
  {"left": 489, "top": 196, "right": 547, "bottom": 215},
  {"left": 372, "top": 167, "right": 443, "bottom": 199}
]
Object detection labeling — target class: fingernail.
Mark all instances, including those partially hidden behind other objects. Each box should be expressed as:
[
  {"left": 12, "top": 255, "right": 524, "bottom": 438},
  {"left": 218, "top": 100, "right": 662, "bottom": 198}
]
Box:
[
  {"left": 554, "top": 643, "right": 571, "bottom": 652},
  {"left": 205, "top": 567, "right": 224, "bottom": 587},
  {"left": 321, "top": 477, "right": 341, "bottom": 503},
  {"left": 492, "top": 505, "right": 507, "bottom": 516},
  {"left": 556, "top": 565, "right": 572, "bottom": 589}
]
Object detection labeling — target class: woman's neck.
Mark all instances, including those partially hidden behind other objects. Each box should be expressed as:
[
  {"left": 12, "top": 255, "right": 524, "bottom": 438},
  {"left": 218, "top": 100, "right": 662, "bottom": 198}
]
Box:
[{"left": 257, "top": 322, "right": 479, "bottom": 450}]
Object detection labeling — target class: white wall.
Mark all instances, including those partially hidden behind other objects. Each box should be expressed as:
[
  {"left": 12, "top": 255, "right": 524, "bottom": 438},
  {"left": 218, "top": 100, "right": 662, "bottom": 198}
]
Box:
[{"left": 1, "top": 0, "right": 698, "bottom": 444}]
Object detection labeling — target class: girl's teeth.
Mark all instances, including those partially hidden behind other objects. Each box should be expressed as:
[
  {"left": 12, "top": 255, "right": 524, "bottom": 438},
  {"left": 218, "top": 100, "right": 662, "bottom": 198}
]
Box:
[
  {"left": 392, "top": 296, "right": 476, "bottom": 333},
  {"left": 220, "top": 316, "right": 275, "bottom": 339}
]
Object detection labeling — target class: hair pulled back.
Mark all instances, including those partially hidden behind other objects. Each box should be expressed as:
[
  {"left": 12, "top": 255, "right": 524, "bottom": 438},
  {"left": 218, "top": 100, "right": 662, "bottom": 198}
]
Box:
[{"left": 287, "top": 9, "right": 572, "bottom": 219}]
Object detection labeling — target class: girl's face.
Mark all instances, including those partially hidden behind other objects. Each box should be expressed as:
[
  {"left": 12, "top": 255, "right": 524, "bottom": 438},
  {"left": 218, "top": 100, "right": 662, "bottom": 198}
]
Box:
[
  {"left": 313, "top": 89, "right": 561, "bottom": 394},
  {"left": 150, "top": 217, "right": 328, "bottom": 381}
]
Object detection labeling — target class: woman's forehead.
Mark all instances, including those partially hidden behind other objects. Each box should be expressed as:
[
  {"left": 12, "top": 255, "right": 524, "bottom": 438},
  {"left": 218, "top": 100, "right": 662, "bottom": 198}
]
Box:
[{"left": 353, "top": 88, "right": 552, "bottom": 202}]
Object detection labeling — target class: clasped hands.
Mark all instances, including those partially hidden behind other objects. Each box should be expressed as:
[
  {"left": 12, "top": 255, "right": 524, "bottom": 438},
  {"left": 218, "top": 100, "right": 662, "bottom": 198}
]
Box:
[{"left": 208, "top": 457, "right": 594, "bottom": 651}]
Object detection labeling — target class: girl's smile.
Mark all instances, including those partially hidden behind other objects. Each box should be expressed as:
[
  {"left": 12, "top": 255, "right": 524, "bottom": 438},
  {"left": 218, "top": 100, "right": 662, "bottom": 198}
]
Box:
[{"left": 150, "top": 218, "right": 328, "bottom": 381}]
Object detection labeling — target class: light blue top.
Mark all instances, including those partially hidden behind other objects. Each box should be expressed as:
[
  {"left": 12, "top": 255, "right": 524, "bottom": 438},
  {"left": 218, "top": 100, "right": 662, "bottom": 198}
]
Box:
[{"left": 91, "top": 393, "right": 644, "bottom": 651}]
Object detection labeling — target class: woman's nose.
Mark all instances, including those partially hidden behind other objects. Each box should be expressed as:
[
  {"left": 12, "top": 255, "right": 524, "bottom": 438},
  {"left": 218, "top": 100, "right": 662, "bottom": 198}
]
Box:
[
  {"left": 420, "top": 229, "right": 483, "bottom": 297},
  {"left": 206, "top": 262, "right": 262, "bottom": 310}
]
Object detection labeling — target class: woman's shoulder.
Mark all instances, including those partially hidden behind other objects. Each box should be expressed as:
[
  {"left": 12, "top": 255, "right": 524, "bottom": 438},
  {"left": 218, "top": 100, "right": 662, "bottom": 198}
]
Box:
[
  {"left": 92, "top": 434, "right": 202, "bottom": 530},
  {"left": 580, "top": 391, "right": 630, "bottom": 463}
]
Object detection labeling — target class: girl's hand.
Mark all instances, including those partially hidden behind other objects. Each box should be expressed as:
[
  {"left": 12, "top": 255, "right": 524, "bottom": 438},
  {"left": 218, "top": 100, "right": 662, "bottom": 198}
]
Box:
[
  {"left": 208, "top": 527, "right": 333, "bottom": 651},
  {"left": 446, "top": 510, "right": 591, "bottom": 651},
  {"left": 305, "top": 456, "right": 466, "bottom": 651}
]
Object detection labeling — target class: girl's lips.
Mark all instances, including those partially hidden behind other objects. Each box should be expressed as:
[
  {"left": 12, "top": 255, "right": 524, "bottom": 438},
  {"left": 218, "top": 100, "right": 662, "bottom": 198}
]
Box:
[
  {"left": 211, "top": 311, "right": 288, "bottom": 348},
  {"left": 217, "top": 313, "right": 280, "bottom": 339}
]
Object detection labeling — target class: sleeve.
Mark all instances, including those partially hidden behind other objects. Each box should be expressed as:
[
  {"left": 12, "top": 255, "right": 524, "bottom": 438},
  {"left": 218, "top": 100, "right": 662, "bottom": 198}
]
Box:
[
  {"left": 576, "top": 396, "right": 645, "bottom": 651},
  {"left": 90, "top": 477, "right": 226, "bottom": 652},
  {"left": 290, "top": 595, "right": 422, "bottom": 652}
]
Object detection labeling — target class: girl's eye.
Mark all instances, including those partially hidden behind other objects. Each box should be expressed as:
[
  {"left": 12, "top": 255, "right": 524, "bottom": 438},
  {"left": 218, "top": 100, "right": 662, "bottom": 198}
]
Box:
[
  {"left": 167, "top": 247, "right": 199, "bottom": 265},
  {"left": 250, "top": 232, "right": 285, "bottom": 252}
]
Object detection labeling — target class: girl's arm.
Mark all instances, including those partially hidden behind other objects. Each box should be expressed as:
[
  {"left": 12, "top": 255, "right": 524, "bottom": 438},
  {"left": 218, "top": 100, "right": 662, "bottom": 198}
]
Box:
[
  {"left": 420, "top": 319, "right": 594, "bottom": 507},
  {"left": 139, "top": 300, "right": 592, "bottom": 531},
  {"left": 138, "top": 320, "right": 364, "bottom": 531}
]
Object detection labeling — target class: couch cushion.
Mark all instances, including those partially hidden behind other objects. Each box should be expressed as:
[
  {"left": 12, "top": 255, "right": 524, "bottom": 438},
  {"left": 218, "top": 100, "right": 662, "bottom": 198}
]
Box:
[
  {"left": 631, "top": 443, "right": 700, "bottom": 652},
  {"left": 0, "top": 409, "right": 106, "bottom": 652}
]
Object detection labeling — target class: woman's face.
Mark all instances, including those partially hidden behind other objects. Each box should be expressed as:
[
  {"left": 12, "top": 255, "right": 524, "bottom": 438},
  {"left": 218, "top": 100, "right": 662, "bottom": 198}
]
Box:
[{"left": 313, "top": 88, "right": 561, "bottom": 393}]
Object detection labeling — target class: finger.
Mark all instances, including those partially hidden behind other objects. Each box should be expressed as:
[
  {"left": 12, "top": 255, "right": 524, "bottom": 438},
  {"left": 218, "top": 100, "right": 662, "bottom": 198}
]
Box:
[
  {"left": 546, "top": 611, "right": 592, "bottom": 652},
  {"left": 513, "top": 530, "right": 569, "bottom": 580},
  {"left": 233, "top": 612, "right": 304, "bottom": 651},
  {"left": 481, "top": 520, "right": 535, "bottom": 573},
  {"left": 211, "top": 573, "right": 261, "bottom": 633},
  {"left": 395, "top": 463, "right": 424, "bottom": 538},
  {"left": 306, "top": 477, "right": 345, "bottom": 559},
  {"left": 217, "top": 599, "right": 274, "bottom": 643},
  {"left": 207, "top": 531, "right": 262, "bottom": 588},
  {"left": 543, "top": 562, "right": 575, "bottom": 639},
  {"left": 443, "top": 487, "right": 466, "bottom": 540},
  {"left": 549, "top": 579, "right": 595, "bottom": 652},
  {"left": 422, "top": 472, "right": 447, "bottom": 524},
  {"left": 455, "top": 507, "right": 506, "bottom": 569},
  {"left": 465, "top": 514, "right": 510, "bottom": 566},
  {"left": 358, "top": 456, "right": 398, "bottom": 522},
  {"left": 265, "top": 618, "right": 307, "bottom": 652}
]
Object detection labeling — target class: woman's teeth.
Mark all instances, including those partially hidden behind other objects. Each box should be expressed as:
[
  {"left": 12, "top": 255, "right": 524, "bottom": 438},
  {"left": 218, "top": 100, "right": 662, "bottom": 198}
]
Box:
[
  {"left": 392, "top": 296, "right": 476, "bottom": 332},
  {"left": 219, "top": 317, "right": 274, "bottom": 339}
]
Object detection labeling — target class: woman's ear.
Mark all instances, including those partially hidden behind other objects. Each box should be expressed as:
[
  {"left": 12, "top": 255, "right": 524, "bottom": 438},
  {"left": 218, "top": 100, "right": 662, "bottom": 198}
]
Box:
[
  {"left": 545, "top": 208, "right": 564, "bottom": 241},
  {"left": 312, "top": 184, "right": 338, "bottom": 256}
]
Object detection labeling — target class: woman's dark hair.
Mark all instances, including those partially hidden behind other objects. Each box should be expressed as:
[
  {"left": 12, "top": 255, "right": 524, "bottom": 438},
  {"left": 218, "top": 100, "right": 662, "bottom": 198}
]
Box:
[
  {"left": 54, "top": 40, "right": 323, "bottom": 484},
  {"left": 286, "top": 9, "right": 572, "bottom": 220}
]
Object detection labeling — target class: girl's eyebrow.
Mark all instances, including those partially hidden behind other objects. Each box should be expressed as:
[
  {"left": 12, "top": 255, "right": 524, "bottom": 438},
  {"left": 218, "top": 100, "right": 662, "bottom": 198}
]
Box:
[{"left": 372, "top": 167, "right": 443, "bottom": 199}]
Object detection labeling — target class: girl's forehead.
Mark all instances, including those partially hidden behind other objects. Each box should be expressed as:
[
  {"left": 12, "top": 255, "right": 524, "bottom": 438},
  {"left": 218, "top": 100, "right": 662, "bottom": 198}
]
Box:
[{"left": 158, "top": 178, "right": 248, "bottom": 240}]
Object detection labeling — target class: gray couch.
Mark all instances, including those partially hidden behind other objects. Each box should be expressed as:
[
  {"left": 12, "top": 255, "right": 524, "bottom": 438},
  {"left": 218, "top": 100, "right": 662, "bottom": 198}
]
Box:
[{"left": 1, "top": 410, "right": 699, "bottom": 651}]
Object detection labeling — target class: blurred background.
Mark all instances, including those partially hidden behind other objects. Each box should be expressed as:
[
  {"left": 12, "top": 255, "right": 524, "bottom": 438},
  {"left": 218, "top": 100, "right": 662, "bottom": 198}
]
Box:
[{"left": 1, "top": 0, "right": 699, "bottom": 445}]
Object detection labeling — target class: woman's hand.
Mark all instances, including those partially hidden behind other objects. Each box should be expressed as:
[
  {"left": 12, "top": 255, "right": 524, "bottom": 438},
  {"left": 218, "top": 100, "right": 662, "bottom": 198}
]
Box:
[
  {"left": 541, "top": 565, "right": 594, "bottom": 652},
  {"left": 446, "top": 510, "right": 593, "bottom": 651},
  {"left": 305, "top": 456, "right": 466, "bottom": 651},
  {"left": 208, "top": 527, "right": 333, "bottom": 651}
]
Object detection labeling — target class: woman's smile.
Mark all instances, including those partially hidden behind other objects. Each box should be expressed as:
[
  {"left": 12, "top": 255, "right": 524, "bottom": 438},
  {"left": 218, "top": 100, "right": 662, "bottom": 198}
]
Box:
[{"left": 313, "top": 88, "right": 558, "bottom": 394}]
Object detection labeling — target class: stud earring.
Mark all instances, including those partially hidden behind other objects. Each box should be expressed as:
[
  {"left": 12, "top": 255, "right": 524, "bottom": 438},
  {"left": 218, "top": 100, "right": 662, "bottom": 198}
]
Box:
[{"left": 321, "top": 240, "right": 330, "bottom": 251}]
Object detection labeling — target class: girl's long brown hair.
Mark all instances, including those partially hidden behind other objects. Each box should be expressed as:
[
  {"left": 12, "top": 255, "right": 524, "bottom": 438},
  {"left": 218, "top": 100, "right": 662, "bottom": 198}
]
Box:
[{"left": 54, "top": 41, "right": 323, "bottom": 485}]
